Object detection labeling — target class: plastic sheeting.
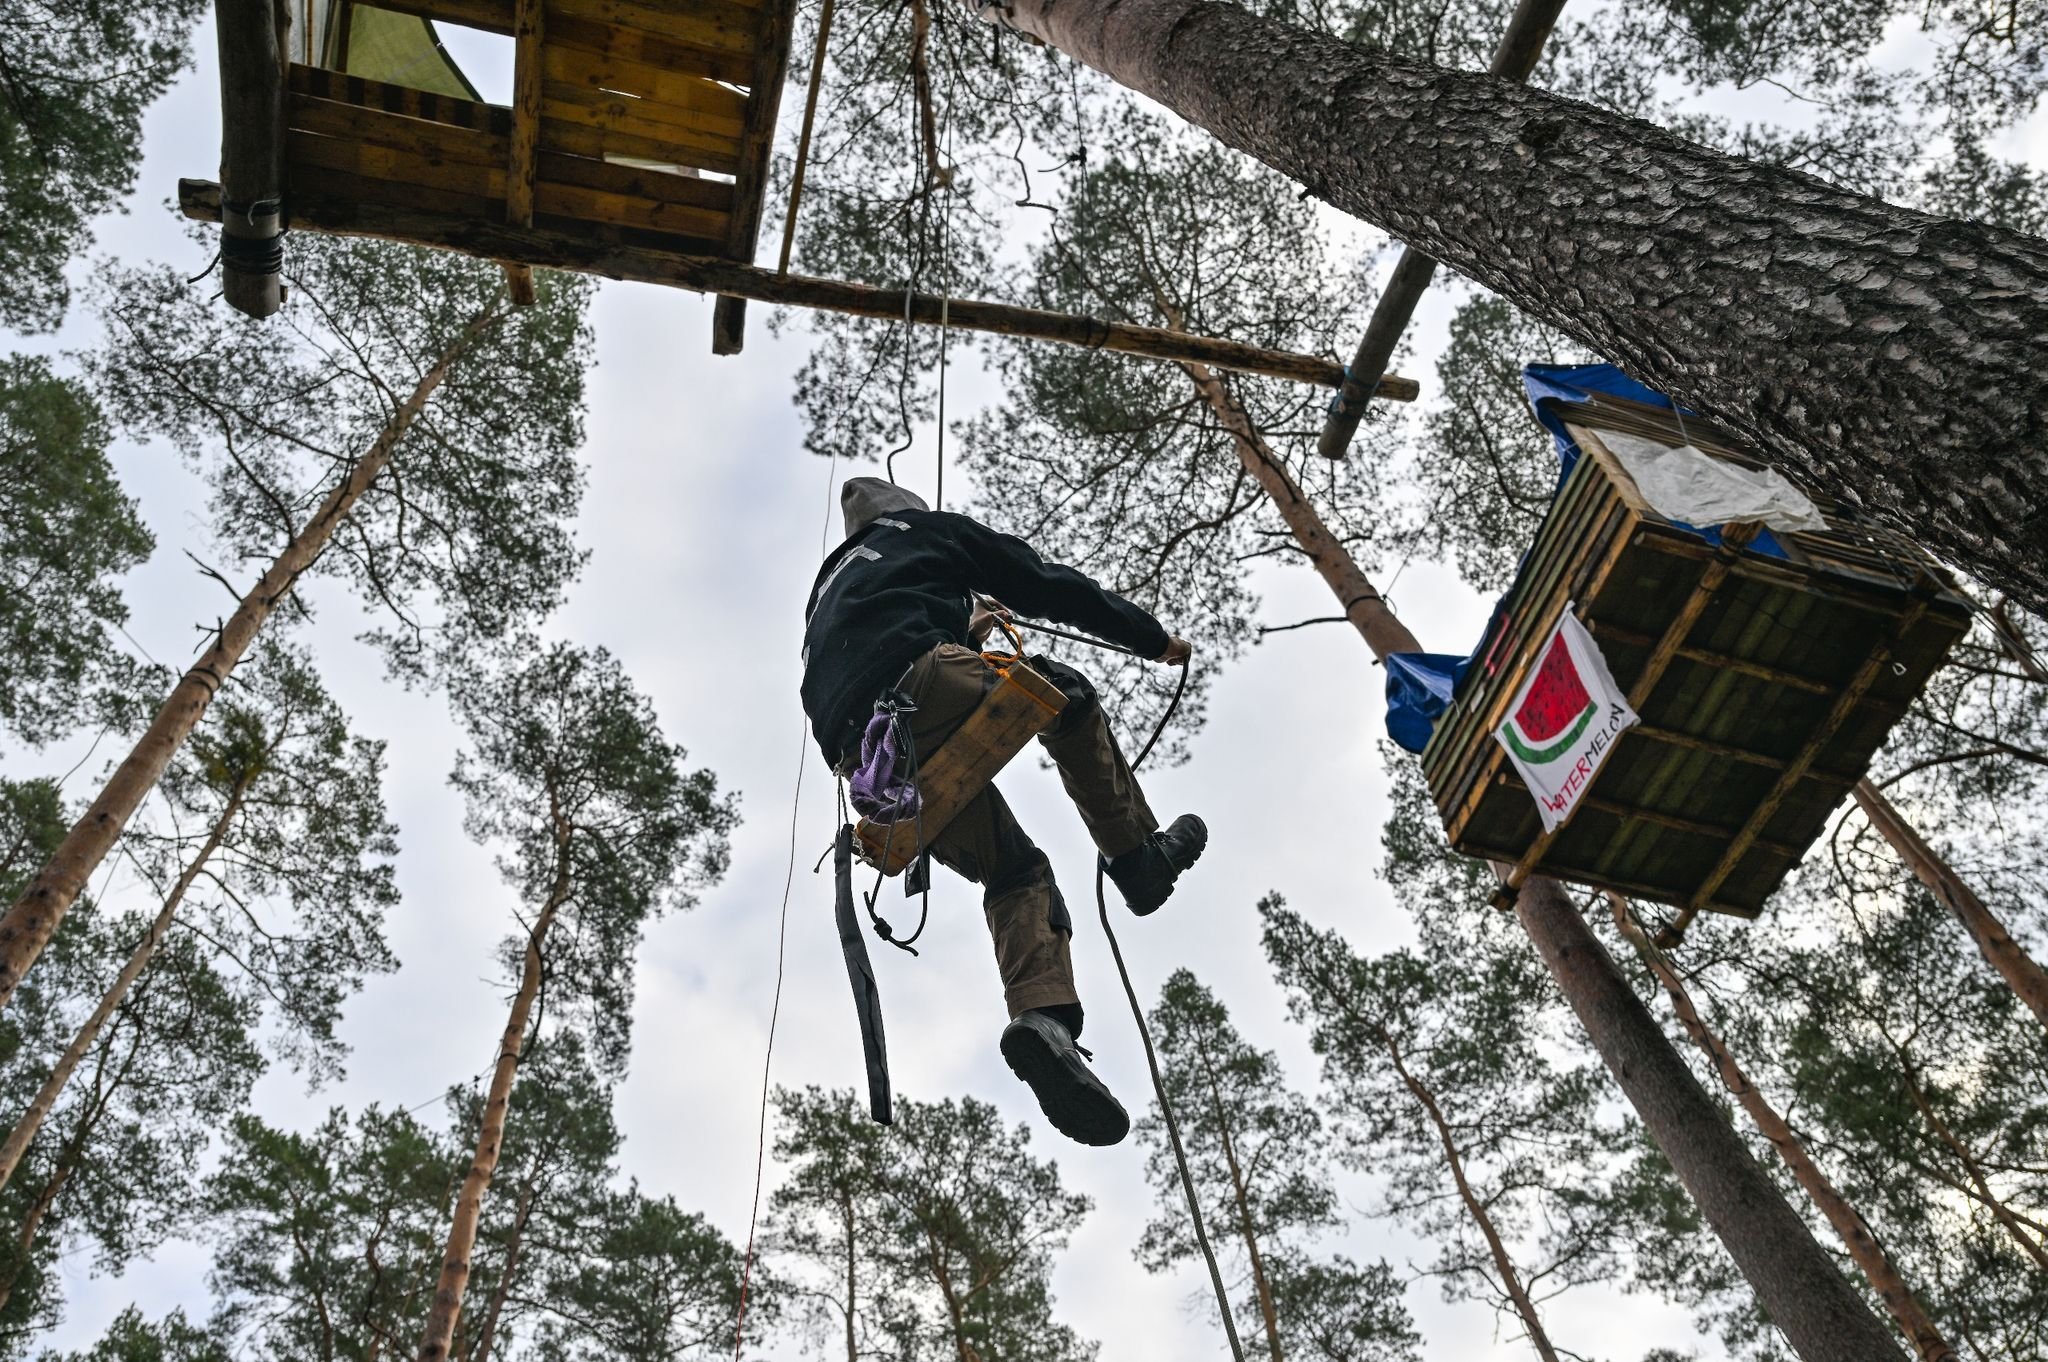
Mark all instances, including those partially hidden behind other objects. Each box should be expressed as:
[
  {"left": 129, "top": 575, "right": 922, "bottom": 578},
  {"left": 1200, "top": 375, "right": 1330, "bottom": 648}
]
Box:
[
  {"left": 1599, "top": 430, "right": 1827, "bottom": 534},
  {"left": 1382, "top": 363, "right": 1819, "bottom": 755}
]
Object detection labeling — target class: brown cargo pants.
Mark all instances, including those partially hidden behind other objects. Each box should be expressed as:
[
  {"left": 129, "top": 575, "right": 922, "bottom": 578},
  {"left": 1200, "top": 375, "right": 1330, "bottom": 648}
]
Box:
[{"left": 890, "top": 643, "right": 1157, "bottom": 1021}]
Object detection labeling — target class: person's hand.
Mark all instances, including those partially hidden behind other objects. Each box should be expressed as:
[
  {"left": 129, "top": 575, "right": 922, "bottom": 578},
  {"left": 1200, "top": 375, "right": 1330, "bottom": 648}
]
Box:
[
  {"left": 1157, "top": 636, "right": 1192, "bottom": 667},
  {"left": 969, "top": 597, "right": 1012, "bottom": 646}
]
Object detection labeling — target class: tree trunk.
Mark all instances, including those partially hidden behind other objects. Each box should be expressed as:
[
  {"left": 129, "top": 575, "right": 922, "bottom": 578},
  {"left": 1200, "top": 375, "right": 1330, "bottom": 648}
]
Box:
[
  {"left": 1854, "top": 781, "right": 2048, "bottom": 1033},
  {"left": 0, "top": 306, "right": 504, "bottom": 1011},
  {"left": 991, "top": 0, "right": 2048, "bottom": 613},
  {"left": 1185, "top": 362, "right": 1904, "bottom": 1361},
  {"left": 466, "top": 1172, "right": 539, "bottom": 1362},
  {"left": 1188, "top": 1027, "right": 1284, "bottom": 1362},
  {"left": 1608, "top": 894, "right": 1957, "bottom": 1362},
  {"left": 1383, "top": 1032, "right": 1560, "bottom": 1362},
  {"left": 0, "top": 781, "right": 249, "bottom": 1194},
  {"left": 1517, "top": 879, "right": 1908, "bottom": 1360},
  {"left": 842, "top": 1190, "right": 858, "bottom": 1362},
  {"left": 416, "top": 861, "right": 567, "bottom": 1362},
  {"left": 0, "top": 1158, "right": 71, "bottom": 1317}
]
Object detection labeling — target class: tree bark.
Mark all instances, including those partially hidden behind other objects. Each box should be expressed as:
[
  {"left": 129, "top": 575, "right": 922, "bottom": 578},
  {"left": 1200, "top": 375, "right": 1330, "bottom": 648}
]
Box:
[
  {"left": 0, "top": 305, "right": 502, "bottom": 1011},
  {"left": 1186, "top": 362, "right": 1902, "bottom": 1360},
  {"left": 1608, "top": 894, "right": 1956, "bottom": 1362},
  {"left": 416, "top": 854, "right": 567, "bottom": 1362},
  {"left": 1854, "top": 781, "right": 2048, "bottom": 1034},
  {"left": 989, "top": 0, "right": 2048, "bottom": 612},
  {"left": 1516, "top": 878, "right": 1908, "bottom": 1360},
  {"left": 0, "top": 780, "right": 249, "bottom": 1194},
  {"left": 1383, "top": 1032, "right": 1561, "bottom": 1362}
]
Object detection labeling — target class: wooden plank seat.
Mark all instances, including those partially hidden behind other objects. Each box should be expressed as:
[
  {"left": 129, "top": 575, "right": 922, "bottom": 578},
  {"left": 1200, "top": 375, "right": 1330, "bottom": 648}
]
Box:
[{"left": 855, "top": 663, "right": 1069, "bottom": 876}]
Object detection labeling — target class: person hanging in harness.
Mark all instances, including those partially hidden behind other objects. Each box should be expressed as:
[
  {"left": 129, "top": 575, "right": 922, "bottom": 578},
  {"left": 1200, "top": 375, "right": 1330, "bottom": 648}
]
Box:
[{"left": 803, "top": 478, "right": 1208, "bottom": 1147}]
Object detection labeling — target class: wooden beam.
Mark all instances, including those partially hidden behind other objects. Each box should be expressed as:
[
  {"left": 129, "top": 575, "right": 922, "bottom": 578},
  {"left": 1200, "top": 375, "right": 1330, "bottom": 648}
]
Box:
[
  {"left": 714, "top": 0, "right": 799, "bottom": 354},
  {"left": 179, "top": 179, "right": 1421, "bottom": 395},
  {"left": 1315, "top": 0, "right": 1568, "bottom": 457},
  {"left": 502, "top": 0, "right": 544, "bottom": 305},
  {"left": 216, "top": 0, "right": 288, "bottom": 318},
  {"left": 1629, "top": 723, "right": 1857, "bottom": 786},
  {"left": 1691, "top": 598, "right": 1932, "bottom": 910},
  {"left": 1585, "top": 620, "right": 1835, "bottom": 695}
]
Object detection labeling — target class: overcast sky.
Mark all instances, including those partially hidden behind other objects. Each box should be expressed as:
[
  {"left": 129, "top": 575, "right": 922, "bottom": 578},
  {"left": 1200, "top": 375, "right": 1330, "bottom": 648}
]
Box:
[{"left": 12, "top": 10, "right": 2047, "bottom": 1361}]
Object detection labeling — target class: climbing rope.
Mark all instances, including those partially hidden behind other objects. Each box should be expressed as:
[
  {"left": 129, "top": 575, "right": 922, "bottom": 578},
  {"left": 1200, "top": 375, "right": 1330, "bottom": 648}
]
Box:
[{"left": 1088, "top": 659, "right": 1248, "bottom": 1362}]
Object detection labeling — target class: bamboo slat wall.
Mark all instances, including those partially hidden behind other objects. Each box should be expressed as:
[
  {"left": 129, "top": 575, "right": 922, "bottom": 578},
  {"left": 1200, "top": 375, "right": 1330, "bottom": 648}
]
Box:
[{"left": 1420, "top": 393, "right": 1974, "bottom": 919}]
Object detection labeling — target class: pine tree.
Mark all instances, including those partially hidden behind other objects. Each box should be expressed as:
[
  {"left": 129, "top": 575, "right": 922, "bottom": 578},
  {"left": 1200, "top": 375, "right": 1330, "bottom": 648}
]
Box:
[
  {"left": 1136, "top": 968, "right": 1368, "bottom": 1362},
  {"left": 0, "top": 356, "right": 153, "bottom": 751},
  {"left": 31, "top": 1304, "right": 230, "bottom": 1362},
  {"left": 984, "top": 0, "right": 2048, "bottom": 614},
  {"left": 205, "top": 1105, "right": 462, "bottom": 1360},
  {"left": 765, "top": 1086, "right": 1096, "bottom": 1362},
  {"left": 0, "top": 637, "right": 399, "bottom": 1196},
  {"left": 0, "top": 237, "right": 594, "bottom": 1009},
  {"left": 0, "top": 0, "right": 206, "bottom": 330},
  {"left": 418, "top": 639, "right": 735, "bottom": 1361}
]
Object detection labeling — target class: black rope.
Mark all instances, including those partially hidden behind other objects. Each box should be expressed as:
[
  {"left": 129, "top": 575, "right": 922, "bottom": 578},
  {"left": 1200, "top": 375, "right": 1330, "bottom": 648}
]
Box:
[{"left": 1091, "top": 660, "right": 1246, "bottom": 1362}]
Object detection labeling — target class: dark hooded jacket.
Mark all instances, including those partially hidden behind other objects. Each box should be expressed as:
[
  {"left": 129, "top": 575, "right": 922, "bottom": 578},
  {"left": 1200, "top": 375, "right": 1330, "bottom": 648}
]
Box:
[{"left": 801, "top": 509, "right": 1169, "bottom": 766}]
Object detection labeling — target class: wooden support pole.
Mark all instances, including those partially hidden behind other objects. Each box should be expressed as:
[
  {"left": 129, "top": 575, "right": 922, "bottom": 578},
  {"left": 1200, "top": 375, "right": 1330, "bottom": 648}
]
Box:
[
  {"left": 714, "top": 0, "right": 799, "bottom": 353},
  {"left": 776, "top": 0, "right": 838, "bottom": 274},
  {"left": 179, "top": 180, "right": 1421, "bottom": 396},
  {"left": 1315, "top": 0, "right": 1568, "bottom": 457},
  {"left": 216, "top": 0, "right": 288, "bottom": 318},
  {"left": 501, "top": 0, "right": 543, "bottom": 305},
  {"left": 1854, "top": 780, "right": 2048, "bottom": 1033}
]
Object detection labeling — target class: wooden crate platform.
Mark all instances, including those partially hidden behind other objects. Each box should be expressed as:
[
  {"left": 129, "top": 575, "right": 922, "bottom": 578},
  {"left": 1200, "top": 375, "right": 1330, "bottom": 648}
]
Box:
[
  {"left": 285, "top": 0, "right": 793, "bottom": 348},
  {"left": 856, "top": 663, "right": 1069, "bottom": 875},
  {"left": 1420, "top": 393, "right": 1974, "bottom": 919}
]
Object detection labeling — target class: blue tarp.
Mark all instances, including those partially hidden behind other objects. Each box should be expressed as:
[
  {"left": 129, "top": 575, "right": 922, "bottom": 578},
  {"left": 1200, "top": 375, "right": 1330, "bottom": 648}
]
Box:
[{"left": 1382, "top": 363, "right": 1785, "bottom": 754}]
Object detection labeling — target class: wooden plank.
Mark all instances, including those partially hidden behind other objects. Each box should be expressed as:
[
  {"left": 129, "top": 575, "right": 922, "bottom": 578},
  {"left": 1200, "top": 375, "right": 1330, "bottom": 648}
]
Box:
[
  {"left": 1690, "top": 597, "right": 1933, "bottom": 910},
  {"left": 554, "top": 0, "right": 763, "bottom": 54},
  {"left": 1585, "top": 621, "right": 1834, "bottom": 695},
  {"left": 507, "top": 0, "right": 544, "bottom": 227},
  {"left": 289, "top": 129, "right": 507, "bottom": 198},
  {"left": 542, "top": 83, "right": 744, "bottom": 175},
  {"left": 541, "top": 43, "right": 749, "bottom": 125},
  {"left": 289, "top": 64, "right": 506, "bottom": 133},
  {"left": 540, "top": 116, "right": 740, "bottom": 179},
  {"left": 179, "top": 180, "right": 1419, "bottom": 393},
  {"left": 534, "top": 179, "right": 728, "bottom": 241},
  {"left": 217, "top": 0, "right": 286, "bottom": 318},
  {"left": 712, "top": 0, "right": 796, "bottom": 351},
  {"left": 855, "top": 665, "right": 1069, "bottom": 874},
  {"left": 288, "top": 92, "right": 506, "bottom": 167},
  {"left": 538, "top": 149, "right": 734, "bottom": 212},
  {"left": 287, "top": 163, "right": 500, "bottom": 219},
  {"left": 547, "top": 12, "right": 753, "bottom": 85}
]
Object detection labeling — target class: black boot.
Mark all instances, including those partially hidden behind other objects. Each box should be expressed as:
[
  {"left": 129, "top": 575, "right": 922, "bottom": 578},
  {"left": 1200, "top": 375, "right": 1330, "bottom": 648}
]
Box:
[
  {"left": 1000, "top": 1010, "right": 1128, "bottom": 1146},
  {"left": 1103, "top": 814, "right": 1208, "bottom": 916}
]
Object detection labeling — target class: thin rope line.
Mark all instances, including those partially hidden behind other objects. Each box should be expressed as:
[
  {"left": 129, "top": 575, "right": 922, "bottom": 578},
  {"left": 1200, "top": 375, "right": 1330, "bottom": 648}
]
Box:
[{"left": 731, "top": 713, "right": 810, "bottom": 1360}]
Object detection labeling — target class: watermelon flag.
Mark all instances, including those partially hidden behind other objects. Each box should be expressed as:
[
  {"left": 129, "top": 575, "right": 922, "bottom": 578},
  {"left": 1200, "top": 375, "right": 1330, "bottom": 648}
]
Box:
[{"left": 1495, "top": 606, "right": 1639, "bottom": 833}]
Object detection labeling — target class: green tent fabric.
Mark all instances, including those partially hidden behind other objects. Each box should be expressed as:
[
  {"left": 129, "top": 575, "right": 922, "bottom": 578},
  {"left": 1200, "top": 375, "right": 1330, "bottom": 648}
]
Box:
[{"left": 335, "top": 3, "right": 482, "bottom": 99}]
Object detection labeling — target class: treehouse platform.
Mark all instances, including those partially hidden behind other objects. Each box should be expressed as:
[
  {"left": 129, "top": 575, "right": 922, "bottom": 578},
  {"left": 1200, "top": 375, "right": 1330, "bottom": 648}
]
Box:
[
  {"left": 1419, "top": 385, "right": 1973, "bottom": 920},
  {"left": 210, "top": 0, "right": 794, "bottom": 348}
]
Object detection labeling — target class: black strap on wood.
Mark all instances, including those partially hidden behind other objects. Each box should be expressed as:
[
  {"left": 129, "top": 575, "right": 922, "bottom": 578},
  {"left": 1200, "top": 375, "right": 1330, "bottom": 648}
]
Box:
[{"left": 833, "top": 822, "right": 893, "bottom": 1124}]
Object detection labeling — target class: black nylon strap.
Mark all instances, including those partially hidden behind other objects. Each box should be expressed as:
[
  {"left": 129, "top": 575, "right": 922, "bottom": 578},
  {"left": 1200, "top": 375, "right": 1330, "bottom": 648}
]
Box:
[{"left": 834, "top": 823, "right": 893, "bottom": 1124}]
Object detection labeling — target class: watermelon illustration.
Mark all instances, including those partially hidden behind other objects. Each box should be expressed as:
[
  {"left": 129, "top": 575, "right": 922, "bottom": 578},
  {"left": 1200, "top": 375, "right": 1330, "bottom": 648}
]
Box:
[{"left": 1502, "top": 632, "right": 1596, "bottom": 764}]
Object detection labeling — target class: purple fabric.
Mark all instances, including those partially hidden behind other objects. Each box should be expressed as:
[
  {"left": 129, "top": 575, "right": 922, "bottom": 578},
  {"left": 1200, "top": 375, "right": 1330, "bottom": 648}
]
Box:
[{"left": 848, "top": 709, "right": 921, "bottom": 822}]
